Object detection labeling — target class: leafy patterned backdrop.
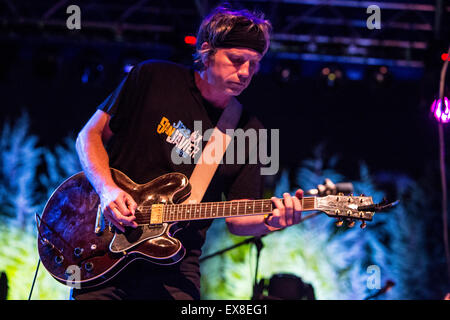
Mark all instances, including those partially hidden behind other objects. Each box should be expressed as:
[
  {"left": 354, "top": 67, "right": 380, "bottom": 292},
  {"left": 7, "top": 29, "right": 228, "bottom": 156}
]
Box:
[{"left": 0, "top": 113, "right": 447, "bottom": 299}]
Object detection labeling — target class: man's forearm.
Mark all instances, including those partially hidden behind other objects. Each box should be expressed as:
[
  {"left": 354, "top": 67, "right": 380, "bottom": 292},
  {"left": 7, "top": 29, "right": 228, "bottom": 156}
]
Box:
[
  {"left": 75, "top": 131, "right": 116, "bottom": 194},
  {"left": 226, "top": 215, "right": 279, "bottom": 236}
]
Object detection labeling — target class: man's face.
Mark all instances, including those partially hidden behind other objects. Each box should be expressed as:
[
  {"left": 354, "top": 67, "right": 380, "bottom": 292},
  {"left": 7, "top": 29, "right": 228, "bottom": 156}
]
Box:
[{"left": 205, "top": 47, "right": 262, "bottom": 96}]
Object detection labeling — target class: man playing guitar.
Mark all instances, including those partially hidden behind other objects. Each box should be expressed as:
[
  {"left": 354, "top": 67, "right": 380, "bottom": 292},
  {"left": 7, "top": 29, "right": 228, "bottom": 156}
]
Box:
[{"left": 72, "top": 6, "right": 303, "bottom": 300}]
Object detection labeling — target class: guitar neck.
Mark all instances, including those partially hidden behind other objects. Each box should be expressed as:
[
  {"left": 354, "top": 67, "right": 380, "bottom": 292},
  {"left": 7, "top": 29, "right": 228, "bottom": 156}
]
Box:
[{"left": 159, "top": 197, "right": 317, "bottom": 223}]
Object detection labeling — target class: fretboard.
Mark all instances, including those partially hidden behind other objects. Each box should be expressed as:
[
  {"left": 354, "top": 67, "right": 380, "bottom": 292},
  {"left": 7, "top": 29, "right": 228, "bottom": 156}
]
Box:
[{"left": 136, "top": 197, "right": 317, "bottom": 224}]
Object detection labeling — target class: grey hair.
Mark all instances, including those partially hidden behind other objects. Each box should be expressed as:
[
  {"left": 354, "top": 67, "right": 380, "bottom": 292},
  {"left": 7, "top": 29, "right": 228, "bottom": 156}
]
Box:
[{"left": 193, "top": 6, "right": 272, "bottom": 70}]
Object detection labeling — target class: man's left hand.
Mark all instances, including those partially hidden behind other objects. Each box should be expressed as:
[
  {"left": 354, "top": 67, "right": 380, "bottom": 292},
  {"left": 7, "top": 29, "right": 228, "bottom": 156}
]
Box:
[{"left": 266, "top": 189, "right": 304, "bottom": 229}]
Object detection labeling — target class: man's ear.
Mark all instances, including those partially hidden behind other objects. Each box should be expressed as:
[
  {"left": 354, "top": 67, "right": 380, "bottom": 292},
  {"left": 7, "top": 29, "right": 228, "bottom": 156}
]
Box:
[{"left": 200, "top": 42, "right": 212, "bottom": 67}]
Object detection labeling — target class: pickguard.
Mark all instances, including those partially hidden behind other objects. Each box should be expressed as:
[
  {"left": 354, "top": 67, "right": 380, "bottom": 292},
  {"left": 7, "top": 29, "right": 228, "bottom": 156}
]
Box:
[{"left": 109, "top": 223, "right": 168, "bottom": 253}]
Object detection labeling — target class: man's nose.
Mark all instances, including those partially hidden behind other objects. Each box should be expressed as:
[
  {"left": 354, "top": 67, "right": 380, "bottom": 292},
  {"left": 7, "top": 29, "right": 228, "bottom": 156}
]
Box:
[{"left": 238, "top": 61, "right": 250, "bottom": 78}]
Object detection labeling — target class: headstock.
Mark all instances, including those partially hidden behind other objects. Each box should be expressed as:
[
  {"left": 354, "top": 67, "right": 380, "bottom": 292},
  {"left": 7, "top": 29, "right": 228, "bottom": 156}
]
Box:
[{"left": 316, "top": 193, "right": 375, "bottom": 229}]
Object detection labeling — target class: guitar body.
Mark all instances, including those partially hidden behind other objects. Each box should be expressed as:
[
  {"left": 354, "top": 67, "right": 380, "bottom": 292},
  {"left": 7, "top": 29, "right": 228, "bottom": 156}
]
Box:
[
  {"left": 38, "top": 168, "right": 380, "bottom": 289},
  {"left": 37, "top": 168, "right": 191, "bottom": 289}
]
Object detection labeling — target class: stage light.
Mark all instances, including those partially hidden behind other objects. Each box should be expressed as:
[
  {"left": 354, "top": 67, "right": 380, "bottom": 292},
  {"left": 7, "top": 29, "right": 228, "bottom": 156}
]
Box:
[
  {"left": 320, "top": 66, "right": 344, "bottom": 87},
  {"left": 376, "top": 73, "right": 384, "bottom": 82},
  {"left": 81, "top": 68, "right": 89, "bottom": 83},
  {"left": 431, "top": 97, "right": 450, "bottom": 123},
  {"left": 346, "top": 68, "right": 364, "bottom": 80},
  {"left": 370, "top": 66, "right": 392, "bottom": 87},
  {"left": 281, "top": 68, "right": 290, "bottom": 81},
  {"left": 81, "top": 64, "right": 104, "bottom": 84},
  {"left": 120, "top": 54, "right": 142, "bottom": 74},
  {"left": 78, "top": 49, "right": 106, "bottom": 85},
  {"left": 321, "top": 67, "right": 330, "bottom": 76},
  {"left": 274, "top": 61, "right": 301, "bottom": 83},
  {"left": 376, "top": 66, "right": 388, "bottom": 82},
  {"left": 184, "top": 36, "right": 197, "bottom": 46},
  {"left": 123, "top": 64, "right": 134, "bottom": 73}
]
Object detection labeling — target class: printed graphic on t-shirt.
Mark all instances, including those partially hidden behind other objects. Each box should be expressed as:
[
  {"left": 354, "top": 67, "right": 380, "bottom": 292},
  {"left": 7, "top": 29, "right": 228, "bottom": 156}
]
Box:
[{"left": 157, "top": 116, "right": 203, "bottom": 159}]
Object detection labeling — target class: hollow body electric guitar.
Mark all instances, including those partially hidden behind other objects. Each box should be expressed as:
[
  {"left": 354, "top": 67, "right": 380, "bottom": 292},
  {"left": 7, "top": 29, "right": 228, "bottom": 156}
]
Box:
[{"left": 37, "top": 168, "right": 382, "bottom": 289}]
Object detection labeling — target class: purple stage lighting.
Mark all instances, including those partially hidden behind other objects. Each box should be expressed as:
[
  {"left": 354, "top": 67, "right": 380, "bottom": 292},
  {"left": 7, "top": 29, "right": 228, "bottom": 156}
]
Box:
[
  {"left": 124, "top": 64, "right": 134, "bottom": 74},
  {"left": 431, "top": 97, "right": 450, "bottom": 123}
]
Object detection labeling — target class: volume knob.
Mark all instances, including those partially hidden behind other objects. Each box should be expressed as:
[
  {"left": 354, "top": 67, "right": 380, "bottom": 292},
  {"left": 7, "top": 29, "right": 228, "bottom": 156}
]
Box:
[
  {"left": 85, "top": 262, "right": 94, "bottom": 272},
  {"left": 74, "top": 247, "right": 84, "bottom": 257},
  {"left": 54, "top": 255, "right": 64, "bottom": 265}
]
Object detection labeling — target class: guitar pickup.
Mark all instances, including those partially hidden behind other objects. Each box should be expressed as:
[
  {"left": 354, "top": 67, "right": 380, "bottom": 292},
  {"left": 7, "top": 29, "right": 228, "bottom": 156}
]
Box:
[{"left": 150, "top": 204, "right": 164, "bottom": 225}]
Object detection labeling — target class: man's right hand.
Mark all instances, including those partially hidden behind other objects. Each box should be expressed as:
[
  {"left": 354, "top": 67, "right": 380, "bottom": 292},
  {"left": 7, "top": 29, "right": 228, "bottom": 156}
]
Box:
[{"left": 100, "top": 186, "right": 138, "bottom": 232}]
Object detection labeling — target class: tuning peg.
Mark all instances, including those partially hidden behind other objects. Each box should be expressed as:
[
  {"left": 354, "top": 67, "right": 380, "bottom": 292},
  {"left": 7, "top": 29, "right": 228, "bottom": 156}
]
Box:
[
  {"left": 335, "top": 219, "right": 344, "bottom": 227},
  {"left": 347, "top": 220, "right": 355, "bottom": 228},
  {"left": 360, "top": 221, "right": 367, "bottom": 229}
]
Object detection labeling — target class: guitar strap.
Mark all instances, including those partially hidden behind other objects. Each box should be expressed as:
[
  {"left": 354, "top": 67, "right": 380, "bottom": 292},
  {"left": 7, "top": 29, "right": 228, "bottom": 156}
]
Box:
[{"left": 186, "top": 97, "right": 243, "bottom": 203}]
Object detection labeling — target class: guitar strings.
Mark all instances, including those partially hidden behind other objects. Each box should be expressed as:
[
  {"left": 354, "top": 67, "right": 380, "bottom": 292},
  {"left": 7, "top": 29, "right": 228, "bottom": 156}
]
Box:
[
  {"left": 135, "top": 200, "right": 271, "bottom": 214},
  {"left": 137, "top": 199, "right": 273, "bottom": 209},
  {"left": 126, "top": 198, "right": 316, "bottom": 224},
  {"left": 131, "top": 201, "right": 273, "bottom": 224},
  {"left": 136, "top": 197, "right": 314, "bottom": 209}
]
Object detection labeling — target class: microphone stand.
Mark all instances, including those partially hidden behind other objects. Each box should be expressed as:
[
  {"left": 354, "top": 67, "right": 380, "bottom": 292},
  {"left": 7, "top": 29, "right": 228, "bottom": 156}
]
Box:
[
  {"left": 199, "top": 184, "right": 356, "bottom": 299},
  {"left": 199, "top": 211, "right": 323, "bottom": 299},
  {"left": 252, "top": 237, "right": 264, "bottom": 300}
]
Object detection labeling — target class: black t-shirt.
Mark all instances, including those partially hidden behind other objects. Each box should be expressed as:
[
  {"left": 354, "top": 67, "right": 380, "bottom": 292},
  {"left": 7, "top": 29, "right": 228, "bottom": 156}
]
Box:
[{"left": 94, "top": 60, "right": 264, "bottom": 298}]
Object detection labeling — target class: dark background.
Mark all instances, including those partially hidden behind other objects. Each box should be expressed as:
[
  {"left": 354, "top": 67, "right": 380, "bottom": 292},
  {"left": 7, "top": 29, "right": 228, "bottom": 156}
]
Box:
[
  {"left": 0, "top": 41, "right": 446, "bottom": 185},
  {"left": 0, "top": 0, "right": 450, "bottom": 300},
  {"left": 0, "top": 0, "right": 448, "bottom": 187}
]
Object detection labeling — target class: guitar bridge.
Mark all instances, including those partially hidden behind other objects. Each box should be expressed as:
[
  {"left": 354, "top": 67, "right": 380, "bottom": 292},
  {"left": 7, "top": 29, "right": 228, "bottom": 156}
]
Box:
[{"left": 94, "top": 204, "right": 105, "bottom": 234}]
